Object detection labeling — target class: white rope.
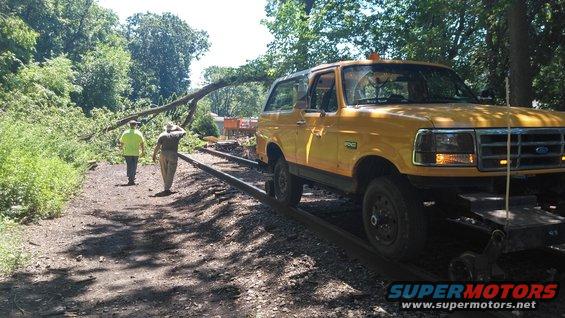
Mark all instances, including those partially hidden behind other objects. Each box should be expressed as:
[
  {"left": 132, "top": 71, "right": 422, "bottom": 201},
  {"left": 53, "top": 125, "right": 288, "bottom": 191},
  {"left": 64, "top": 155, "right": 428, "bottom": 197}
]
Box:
[{"left": 504, "top": 76, "right": 511, "bottom": 232}]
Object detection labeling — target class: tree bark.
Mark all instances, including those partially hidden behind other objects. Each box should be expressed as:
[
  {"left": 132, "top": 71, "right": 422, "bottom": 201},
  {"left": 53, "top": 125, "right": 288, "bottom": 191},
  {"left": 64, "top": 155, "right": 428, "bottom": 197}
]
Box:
[
  {"left": 180, "top": 99, "right": 199, "bottom": 128},
  {"left": 507, "top": 0, "right": 533, "bottom": 107}
]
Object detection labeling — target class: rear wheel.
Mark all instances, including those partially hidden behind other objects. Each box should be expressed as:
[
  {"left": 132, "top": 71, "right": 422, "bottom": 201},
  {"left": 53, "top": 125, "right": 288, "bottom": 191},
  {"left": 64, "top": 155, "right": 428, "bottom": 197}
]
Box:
[
  {"left": 273, "top": 158, "right": 303, "bottom": 206},
  {"left": 362, "top": 175, "right": 427, "bottom": 260}
]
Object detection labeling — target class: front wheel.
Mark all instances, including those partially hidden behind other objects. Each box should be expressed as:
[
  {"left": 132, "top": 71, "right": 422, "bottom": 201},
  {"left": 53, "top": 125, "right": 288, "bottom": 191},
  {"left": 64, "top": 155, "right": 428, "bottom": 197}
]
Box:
[
  {"left": 362, "top": 175, "right": 427, "bottom": 261},
  {"left": 273, "top": 158, "right": 303, "bottom": 206}
]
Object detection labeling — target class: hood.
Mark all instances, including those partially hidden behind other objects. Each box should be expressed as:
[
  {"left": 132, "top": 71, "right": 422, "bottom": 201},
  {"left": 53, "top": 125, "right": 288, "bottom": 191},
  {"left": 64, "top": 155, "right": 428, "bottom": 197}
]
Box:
[{"left": 367, "top": 104, "right": 565, "bottom": 128}]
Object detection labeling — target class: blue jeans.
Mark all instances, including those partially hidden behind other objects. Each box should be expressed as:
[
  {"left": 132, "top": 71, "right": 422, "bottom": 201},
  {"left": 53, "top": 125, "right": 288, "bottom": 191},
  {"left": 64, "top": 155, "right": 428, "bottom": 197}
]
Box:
[{"left": 124, "top": 156, "right": 139, "bottom": 182}]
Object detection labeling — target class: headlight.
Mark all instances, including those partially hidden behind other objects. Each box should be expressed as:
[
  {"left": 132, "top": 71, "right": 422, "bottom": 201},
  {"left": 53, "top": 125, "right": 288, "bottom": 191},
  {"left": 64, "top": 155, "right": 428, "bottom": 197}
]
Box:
[{"left": 413, "top": 129, "right": 476, "bottom": 166}]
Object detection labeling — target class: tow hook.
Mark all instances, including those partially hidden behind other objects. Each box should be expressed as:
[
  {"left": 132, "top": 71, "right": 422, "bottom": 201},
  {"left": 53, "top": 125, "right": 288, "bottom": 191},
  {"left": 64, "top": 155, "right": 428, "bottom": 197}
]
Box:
[{"left": 448, "top": 230, "right": 506, "bottom": 281}]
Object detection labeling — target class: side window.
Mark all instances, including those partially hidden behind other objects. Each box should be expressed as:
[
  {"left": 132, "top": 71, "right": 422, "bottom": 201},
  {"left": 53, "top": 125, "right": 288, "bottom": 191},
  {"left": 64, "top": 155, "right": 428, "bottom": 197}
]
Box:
[
  {"left": 310, "top": 71, "right": 338, "bottom": 113},
  {"left": 264, "top": 76, "right": 308, "bottom": 112}
]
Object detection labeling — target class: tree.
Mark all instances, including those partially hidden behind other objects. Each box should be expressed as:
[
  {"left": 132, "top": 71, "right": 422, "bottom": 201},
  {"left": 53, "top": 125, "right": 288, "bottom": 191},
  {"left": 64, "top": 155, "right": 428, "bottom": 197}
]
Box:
[
  {"left": 1, "top": 0, "right": 121, "bottom": 62},
  {"left": 4, "top": 56, "right": 80, "bottom": 109},
  {"left": 0, "top": 15, "right": 38, "bottom": 81},
  {"left": 508, "top": 0, "right": 533, "bottom": 107},
  {"left": 74, "top": 41, "right": 132, "bottom": 112},
  {"left": 263, "top": 0, "right": 360, "bottom": 73},
  {"left": 124, "top": 12, "right": 210, "bottom": 103}
]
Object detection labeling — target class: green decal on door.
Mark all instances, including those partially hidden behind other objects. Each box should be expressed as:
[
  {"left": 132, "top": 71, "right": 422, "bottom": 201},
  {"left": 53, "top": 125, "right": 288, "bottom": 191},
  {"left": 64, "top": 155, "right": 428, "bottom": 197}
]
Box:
[{"left": 345, "top": 141, "right": 357, "bottom": 149}]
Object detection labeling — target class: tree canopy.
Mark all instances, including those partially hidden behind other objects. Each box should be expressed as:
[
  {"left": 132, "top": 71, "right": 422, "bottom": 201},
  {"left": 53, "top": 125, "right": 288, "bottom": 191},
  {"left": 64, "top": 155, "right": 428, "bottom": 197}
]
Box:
[
  {"left": 263, "top": 0, "right": 564, "bottom": 110},
  {"left": 125, "top": 12, "right": 210, "bottom": 103}
]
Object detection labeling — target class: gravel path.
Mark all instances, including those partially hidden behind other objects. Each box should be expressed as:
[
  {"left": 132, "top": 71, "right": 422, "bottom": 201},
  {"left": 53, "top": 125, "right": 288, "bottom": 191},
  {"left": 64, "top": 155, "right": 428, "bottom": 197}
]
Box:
[{"left": 0, "top": 161, "right": 433, "bottom": 317}]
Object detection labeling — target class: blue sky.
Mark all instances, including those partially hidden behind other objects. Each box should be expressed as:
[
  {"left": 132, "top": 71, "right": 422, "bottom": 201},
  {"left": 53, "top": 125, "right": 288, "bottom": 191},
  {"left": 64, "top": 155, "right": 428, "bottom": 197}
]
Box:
[{"left": 98, "top": 0, "right": 272, "bottom": 86}]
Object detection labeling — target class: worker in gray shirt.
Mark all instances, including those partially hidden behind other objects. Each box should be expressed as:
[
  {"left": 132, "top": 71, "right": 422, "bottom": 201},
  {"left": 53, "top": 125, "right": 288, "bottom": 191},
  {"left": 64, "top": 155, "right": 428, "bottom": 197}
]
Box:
[{"left": 153, "top": 122, "right": 186, "bottom": 195}]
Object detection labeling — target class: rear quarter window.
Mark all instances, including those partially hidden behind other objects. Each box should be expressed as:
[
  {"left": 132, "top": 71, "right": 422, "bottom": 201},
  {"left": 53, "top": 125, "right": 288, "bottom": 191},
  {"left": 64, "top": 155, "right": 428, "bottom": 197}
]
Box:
[{"left": 264, "top": 76, "right": 308, "bottom": 112}]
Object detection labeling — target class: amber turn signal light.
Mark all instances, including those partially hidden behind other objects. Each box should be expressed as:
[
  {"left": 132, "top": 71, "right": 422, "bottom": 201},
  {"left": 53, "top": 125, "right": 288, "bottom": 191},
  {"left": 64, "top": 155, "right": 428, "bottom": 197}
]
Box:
[{"left": 435, "top": 154, "right": 475, "bottom": 165}]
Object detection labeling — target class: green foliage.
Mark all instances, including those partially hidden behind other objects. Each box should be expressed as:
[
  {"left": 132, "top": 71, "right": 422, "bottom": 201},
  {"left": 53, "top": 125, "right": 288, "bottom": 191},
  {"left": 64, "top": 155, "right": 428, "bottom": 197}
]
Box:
[
  {"left": 203, "top": 66, "right": 266, "bottom": 117},
  {"left": 75, "top": 42, "right": 132, "bottom": 112},
  {"left": 263, "top": 0, "right": 358, "bottom": 72},
  {"left": 0, "top": 55, "right": 110, "bottom": 221},
  {"left": 3, "top": 55, "right": 80, "bottom": 108},
  {"left": 241, "top": 136, "right": 257, "bottom": 147},
  {"left": 0, "top": 15, "right": 38, "bottom": 62},
  {"left": 0, "top": 15, "right": 38, "bottom": 80},
  {"left": 533, "top": 47, "right": 565, "bottom": 110},
  {"left": 125, "top": 12, "right": 210, "bottom": 103},
  {"left": 192, "top": 106, "right": 220, "bottom": 137},
  {"left": 0, "top": 219, "right": 26, "bottom": 274},
  {"left": 2, "top": 0, "right": 121, "bottom": 62},
  {"left": 0, "top": 117, "right": 87, "bottom": 221}
]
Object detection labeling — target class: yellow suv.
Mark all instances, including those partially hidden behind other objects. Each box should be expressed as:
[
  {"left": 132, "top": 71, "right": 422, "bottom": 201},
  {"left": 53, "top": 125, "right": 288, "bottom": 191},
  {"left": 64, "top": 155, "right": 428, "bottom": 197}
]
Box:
[{"left": 256, "top": 58, "right": 565, "bottom": 260}]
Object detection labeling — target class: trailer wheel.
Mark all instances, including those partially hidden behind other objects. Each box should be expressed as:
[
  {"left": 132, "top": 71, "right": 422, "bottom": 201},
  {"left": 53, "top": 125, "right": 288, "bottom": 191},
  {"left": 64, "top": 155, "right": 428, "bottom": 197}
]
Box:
[
  {"left": 448, "top": 252, "right": 477, "bottom": 281},
  {"left": 362, "top": 175, "right": 427, "bottom": 260},
  {"left": 273, "top": 158, "right": 303, "bottom": 206}
]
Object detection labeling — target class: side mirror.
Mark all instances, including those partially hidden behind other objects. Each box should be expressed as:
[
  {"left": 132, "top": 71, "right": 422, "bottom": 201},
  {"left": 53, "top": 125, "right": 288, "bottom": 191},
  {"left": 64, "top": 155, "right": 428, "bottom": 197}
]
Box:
[{"left": 478, "top": 89, "right": 494, "bottom": 104}]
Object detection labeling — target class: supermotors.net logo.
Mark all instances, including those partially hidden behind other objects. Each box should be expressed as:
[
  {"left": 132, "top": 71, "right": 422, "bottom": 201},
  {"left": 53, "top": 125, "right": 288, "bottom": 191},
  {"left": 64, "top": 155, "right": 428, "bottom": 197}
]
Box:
[{"left": 386, "top": 282, "right": 559, "bottom": 311}]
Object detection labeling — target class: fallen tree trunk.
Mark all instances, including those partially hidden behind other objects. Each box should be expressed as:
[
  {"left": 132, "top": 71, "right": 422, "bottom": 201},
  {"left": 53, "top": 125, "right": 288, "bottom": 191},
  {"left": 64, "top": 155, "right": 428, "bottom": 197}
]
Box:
[
  {"left": 180, "top": 99, "right": 199, "bottom": 128},
  {"left": 82, "top": 74, "right": 272, "bottom": 140}
]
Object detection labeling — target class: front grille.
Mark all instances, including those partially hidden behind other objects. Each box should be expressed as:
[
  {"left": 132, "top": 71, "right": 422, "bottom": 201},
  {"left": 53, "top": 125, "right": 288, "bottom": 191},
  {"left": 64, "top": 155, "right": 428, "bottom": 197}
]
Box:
[{"left": 477, "top": 128, "right": 565, "bottom": 171}]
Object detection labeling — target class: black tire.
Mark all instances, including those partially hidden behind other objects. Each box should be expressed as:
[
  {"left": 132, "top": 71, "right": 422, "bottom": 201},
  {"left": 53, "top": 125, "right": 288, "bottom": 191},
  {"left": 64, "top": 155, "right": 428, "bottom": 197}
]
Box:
[
  {"left": 265, "top": 179, "right": 275, "bottom": 197},
  {"left": 362, "top": 175, "right": 427, "bottom": 261},
  {"left": 273, "top": 158, "right": 303, "bottom": 206}
]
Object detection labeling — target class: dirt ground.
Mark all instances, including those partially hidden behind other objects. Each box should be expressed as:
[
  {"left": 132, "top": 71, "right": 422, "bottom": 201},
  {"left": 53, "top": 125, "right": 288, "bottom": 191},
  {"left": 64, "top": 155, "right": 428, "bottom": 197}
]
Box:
[{"left": 0, "top": 161, "right": 430, "bottom": 317}]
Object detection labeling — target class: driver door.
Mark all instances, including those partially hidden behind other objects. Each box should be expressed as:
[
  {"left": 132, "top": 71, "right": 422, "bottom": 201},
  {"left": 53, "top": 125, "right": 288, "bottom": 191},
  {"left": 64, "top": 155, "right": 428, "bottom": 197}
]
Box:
[{"left": 296, "top": 69, "right": 339, "bottom": 171}]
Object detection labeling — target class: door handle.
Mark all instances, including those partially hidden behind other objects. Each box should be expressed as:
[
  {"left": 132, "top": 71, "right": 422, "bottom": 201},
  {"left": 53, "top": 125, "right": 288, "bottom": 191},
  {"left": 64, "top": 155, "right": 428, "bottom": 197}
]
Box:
[{"left": 296, "top": 120, "right": 306, "bottom": 126}]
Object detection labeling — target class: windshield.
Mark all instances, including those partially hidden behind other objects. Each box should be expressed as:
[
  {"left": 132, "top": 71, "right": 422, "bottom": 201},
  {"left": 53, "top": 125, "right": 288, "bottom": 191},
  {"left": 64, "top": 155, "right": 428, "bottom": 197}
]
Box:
[{"left": 342, "top": 64, "right": 477, "bottom": 106}]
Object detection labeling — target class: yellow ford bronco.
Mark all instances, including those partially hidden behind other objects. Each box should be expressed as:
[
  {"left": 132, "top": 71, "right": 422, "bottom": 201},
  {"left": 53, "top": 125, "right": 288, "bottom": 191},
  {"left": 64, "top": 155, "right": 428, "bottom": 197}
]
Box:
[{"left": 256, "top": 57, "right": 565, "bottom": 261}]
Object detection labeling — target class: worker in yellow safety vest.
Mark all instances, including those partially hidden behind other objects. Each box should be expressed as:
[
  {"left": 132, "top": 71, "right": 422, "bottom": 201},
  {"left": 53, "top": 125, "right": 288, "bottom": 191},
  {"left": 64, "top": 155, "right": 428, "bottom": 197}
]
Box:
[{"left": 119, "top": 120, "right": 146, "bottom": 185}]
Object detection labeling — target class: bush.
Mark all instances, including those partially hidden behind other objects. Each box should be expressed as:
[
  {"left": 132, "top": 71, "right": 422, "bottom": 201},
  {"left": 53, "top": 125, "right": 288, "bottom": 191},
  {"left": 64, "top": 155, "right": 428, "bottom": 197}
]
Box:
[
  {"left": 192, "top": 111, "right": 220, "bottom": 137},
  {"left": 0, "top": 117, "right": 87, "bottom": 221}
]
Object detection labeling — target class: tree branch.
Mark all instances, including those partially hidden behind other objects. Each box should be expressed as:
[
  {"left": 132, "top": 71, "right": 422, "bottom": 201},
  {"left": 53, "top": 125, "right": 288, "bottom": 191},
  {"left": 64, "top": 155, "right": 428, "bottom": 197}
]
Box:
[
  {"left": 82, "top": 73, "right": 272, "bottom": 140},
  {"left": 180, "top": 99, "right": 199, "bottom": 128}
]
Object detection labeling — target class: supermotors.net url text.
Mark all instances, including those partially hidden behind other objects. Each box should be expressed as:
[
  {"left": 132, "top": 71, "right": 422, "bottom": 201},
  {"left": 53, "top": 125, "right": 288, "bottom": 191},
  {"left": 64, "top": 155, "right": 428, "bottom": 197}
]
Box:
[{"left": 400, "top": 300, "right": 538, "bottom": 311}]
